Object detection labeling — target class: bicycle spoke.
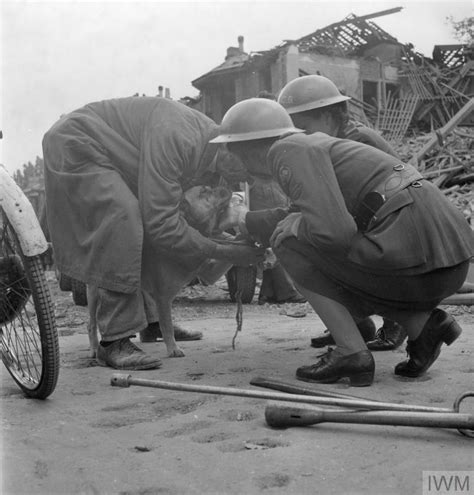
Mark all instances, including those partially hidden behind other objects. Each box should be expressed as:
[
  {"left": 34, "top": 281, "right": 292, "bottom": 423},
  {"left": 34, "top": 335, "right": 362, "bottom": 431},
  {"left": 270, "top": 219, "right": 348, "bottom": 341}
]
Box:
[
  {"left": 1, "top": 271, "right": 43, "bottom": 386},
  {"left": 1, "top": 312, "right": 42, "bottom": 384}
]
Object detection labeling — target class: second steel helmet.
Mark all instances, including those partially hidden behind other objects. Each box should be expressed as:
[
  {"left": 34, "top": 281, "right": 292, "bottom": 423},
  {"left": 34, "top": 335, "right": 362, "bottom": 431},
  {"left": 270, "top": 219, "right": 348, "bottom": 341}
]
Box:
[
  {"left": 278, "top": 75, "right": 351, "bottom": 114},
  {"left": 209, "top": 98, "right": 303, "bottom": 143}
]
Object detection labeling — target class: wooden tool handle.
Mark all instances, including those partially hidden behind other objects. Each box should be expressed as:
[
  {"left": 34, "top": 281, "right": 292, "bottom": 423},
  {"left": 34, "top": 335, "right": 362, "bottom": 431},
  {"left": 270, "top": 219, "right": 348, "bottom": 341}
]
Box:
[
  {"left": 265, "top": 403, "right": 327, "bottom": 427},
  {"left": 264, "top": 402, "right": 474, "bottom": 430},
  {"left": 251, "top": 376, "right": 377, "bottom": 401}
]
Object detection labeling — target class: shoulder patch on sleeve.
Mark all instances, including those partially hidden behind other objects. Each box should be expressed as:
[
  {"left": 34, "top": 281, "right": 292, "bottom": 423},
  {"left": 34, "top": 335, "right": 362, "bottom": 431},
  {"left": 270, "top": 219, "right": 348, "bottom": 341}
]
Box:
[{"left": 278, "top": 166, "right": 291, "bottom": 187}]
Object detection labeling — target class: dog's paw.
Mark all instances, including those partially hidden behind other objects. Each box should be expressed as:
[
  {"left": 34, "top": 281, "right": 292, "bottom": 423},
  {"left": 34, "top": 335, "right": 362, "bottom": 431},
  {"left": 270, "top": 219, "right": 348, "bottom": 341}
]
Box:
[
  {"left": 89, "top": 349, "right": 97, "bottom": 358},
  {"left": 168, "top": 348, "right": 185, "bottom": 358}
]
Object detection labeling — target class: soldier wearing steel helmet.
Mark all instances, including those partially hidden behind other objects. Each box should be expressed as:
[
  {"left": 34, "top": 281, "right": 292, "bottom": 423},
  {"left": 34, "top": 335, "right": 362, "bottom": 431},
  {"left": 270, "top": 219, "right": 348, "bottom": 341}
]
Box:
[
  {"left": 214, "top": 97, "right": 473, "bottom": 387},
  {"left": 278, "top": 75, "right": 406, "bottom": 352}
]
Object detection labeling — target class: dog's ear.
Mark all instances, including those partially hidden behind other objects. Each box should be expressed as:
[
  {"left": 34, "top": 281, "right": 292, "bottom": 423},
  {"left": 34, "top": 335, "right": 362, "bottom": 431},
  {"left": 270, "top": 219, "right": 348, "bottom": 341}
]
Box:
[{"left": 179, "top": 195, "right": 212, "bottom": 235}]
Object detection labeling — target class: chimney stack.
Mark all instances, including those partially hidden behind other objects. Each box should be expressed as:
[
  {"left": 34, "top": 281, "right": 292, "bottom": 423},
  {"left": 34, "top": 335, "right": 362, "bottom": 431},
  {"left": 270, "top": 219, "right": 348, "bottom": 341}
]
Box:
[
  {"left": 165, "top": 88, "right": 170, "bottom": 99},
  {"left": 238, "top": 35, "right": 244, "bottom": 53},
  {"left": 158, "top": 85, "right": 163, "bottom": 97}
]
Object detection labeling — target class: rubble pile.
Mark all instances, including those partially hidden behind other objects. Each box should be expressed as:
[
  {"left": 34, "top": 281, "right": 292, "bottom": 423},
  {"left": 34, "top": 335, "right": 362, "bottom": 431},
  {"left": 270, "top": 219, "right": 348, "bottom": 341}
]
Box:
[
  {"left": 360, "top": 42, "right": 473, "bottom": 224},
  {"left": 398, "top": 57, "right": 473, "bottom": 133},
  {"left": 392, "top": 127, "right": 473, "bottom": 225}
]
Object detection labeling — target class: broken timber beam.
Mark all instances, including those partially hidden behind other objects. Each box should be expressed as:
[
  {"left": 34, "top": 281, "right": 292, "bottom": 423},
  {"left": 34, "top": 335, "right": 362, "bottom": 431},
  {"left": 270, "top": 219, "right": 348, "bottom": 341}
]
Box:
[{"left": 410, "top": 98, "right": 474, "bottom": 167}]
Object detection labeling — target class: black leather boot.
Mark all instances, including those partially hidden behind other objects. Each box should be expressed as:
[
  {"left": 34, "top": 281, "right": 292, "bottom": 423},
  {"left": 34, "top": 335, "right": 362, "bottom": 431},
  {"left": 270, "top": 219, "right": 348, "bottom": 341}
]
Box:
[
  {"left": 296, "top": 348, "right": 375, "bottom": 387},
  {"left": 394, "top": 309, "right": 462, "bottom": 378},
  {"left": 366, "top": 319, "right": 407, "bottom": 351},
  {"left": 310, "top": 317, "right": 376, "bottom": 348}
]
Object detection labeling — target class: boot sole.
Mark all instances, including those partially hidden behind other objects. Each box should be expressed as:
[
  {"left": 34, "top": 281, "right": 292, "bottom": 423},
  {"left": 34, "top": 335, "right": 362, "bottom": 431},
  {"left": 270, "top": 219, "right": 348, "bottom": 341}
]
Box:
[{"left": 96, "top": 358, "right": 162, "bottom": 370}]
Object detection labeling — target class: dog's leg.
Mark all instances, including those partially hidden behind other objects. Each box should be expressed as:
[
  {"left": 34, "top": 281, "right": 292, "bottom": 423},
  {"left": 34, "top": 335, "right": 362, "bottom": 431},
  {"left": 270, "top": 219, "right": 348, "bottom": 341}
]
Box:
[
  {"left": 156, "top": 297, "right": 185, "bottom": 358},
  {"left": 86, "top": 285, "right": 99, "bottom": 358}
]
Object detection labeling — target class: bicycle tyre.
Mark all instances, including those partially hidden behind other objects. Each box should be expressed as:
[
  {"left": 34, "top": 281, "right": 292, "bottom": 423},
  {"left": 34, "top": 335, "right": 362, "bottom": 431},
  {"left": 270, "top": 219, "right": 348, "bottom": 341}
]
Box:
[
  {"left": 1, "top": 214, "right": 59, "bottom": 399},
  {"left": 226, "top": 265, "right": 257, "bottom": 304}
]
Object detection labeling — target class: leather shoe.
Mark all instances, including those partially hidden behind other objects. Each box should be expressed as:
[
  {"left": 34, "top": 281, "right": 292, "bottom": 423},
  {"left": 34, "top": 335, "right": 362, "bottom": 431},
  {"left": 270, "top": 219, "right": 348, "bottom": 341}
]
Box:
[
  {"left": 97, "top": 338, "right": 162, "bottom": 370},
  {"left": 296, "top": 348, "right": 375, "bottom": 387},
  {"left": 139, "top": 322, "right": 203, "bottom": 343},
  {"left": 394, "top": 309, "right": 462, "bottom": 378},
  {"left": 366, "top": 319, "right": 406, "bottom": 351},
  {"left": 310, "top": 317, "right": 376, "bottom": 348}
]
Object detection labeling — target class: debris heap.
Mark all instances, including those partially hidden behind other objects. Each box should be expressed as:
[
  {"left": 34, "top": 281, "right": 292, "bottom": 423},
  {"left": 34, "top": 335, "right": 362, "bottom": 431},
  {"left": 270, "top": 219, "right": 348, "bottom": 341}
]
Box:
[{"left": 394, "top": 126, "right": 473, "bottom": 225}]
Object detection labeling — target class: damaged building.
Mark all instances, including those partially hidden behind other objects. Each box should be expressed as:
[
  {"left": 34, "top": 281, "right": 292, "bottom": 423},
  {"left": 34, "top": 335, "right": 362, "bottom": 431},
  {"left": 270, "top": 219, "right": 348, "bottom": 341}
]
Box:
[{"left": 190, "top": 7, "right": 473, "bottom": 142}]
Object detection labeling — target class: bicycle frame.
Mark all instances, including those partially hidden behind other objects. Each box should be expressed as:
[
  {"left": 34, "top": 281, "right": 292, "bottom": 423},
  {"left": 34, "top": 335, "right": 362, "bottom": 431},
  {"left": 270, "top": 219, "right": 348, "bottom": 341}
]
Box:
[{"left": 0, "top": 164, "right": 48, "bottom": 257}]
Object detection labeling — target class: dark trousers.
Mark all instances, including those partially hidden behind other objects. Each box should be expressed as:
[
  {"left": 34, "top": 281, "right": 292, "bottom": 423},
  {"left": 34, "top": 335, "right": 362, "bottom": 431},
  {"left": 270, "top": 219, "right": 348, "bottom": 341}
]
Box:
[{"left": 259, "top": 264, "right": 300, "bottom": 302}]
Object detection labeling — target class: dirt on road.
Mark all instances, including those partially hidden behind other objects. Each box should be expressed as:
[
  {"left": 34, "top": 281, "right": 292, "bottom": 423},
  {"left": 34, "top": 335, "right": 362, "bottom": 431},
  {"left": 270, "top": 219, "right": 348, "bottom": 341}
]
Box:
[{"left": 1, "top": 273, "right": 473, "bottom": 495}]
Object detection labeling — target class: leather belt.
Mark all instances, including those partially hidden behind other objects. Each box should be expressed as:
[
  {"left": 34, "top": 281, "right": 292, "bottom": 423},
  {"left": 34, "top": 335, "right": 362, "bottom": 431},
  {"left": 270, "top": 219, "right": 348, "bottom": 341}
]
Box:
[
  {"left": 373, "top": 163, "right": 423, "bottom": 200},
  {"left": 354, "top": 163, "right": 423, "bottom": 232}
]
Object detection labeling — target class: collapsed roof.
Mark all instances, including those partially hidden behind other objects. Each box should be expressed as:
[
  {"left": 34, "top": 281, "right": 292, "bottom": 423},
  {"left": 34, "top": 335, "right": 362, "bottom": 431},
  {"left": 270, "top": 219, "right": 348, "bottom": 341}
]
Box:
[
  {"left": 193, "top": 7, "right": 404, "bottom": 87},
  {"left": 288, "top": 7, "right": 402, "bottom": 56}
]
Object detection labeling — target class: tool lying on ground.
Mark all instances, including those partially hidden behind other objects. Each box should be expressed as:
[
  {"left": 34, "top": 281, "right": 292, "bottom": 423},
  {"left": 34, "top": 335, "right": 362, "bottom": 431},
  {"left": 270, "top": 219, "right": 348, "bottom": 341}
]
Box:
[
  {"left": 265, "top": 400, "right": 474, "bottom": 436},
  {"left": 252, "top": 376, "right": 474, "bottom": 437},
  {"left": 250, "top": 376, "right": 382, "bottom": 401},
  {"left": 110, "top": 374, "right": 474, "bottom": 437}
]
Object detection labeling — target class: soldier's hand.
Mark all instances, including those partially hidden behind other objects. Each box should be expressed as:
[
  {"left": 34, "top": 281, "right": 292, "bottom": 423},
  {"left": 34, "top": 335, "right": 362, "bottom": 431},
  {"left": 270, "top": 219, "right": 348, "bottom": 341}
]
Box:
[
  {"left": 215, "top": 242, "right": 265, "bottom": 266},
  {"left": 270, "top": 212, "right": 303, "bottom": 248}
]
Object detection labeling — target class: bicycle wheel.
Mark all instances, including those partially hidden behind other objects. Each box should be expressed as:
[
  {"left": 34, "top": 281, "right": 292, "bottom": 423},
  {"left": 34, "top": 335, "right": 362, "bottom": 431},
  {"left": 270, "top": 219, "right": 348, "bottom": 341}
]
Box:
[{"left": 0, "top": 212, "right": 59, "bottom": 399}]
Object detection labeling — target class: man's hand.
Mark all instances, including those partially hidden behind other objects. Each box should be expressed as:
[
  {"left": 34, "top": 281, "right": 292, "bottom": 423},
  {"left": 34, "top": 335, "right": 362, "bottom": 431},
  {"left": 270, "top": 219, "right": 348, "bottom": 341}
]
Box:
[
  {"left": 214, "top": 242, "right": 265, "bottom": 266},
  {"left": 270, "top": 212, "right": 303, "bottom": 248}
]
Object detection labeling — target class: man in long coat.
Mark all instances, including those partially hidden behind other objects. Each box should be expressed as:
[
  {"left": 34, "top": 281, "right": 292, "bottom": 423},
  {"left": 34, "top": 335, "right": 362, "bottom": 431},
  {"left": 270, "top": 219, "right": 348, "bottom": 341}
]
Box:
[{"left": 43, "top": 96, "right": 262, "bottom": 370}]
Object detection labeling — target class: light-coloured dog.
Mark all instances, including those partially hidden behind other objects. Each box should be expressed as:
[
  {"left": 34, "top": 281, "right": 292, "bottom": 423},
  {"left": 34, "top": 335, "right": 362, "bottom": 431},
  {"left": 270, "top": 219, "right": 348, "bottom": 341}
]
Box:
[{"left": 87, "top": 184, "right": 236, "bottom": 359}]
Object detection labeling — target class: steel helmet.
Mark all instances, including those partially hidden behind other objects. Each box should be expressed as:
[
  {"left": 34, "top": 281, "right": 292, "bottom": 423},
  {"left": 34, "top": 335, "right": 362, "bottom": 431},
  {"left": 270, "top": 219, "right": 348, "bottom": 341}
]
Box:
[
  {"left": 210, "top": 98, "right": 304, "bottom": 143},
  {"left": 278, "top": 75, "right": 351, "bottom": 114}
]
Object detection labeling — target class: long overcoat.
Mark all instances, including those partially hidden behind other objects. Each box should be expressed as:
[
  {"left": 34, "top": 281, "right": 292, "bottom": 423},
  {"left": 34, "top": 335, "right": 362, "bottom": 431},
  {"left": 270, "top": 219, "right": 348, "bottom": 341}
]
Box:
[{"left": 43, "top": 97, "right": 220, "bottom": 293}]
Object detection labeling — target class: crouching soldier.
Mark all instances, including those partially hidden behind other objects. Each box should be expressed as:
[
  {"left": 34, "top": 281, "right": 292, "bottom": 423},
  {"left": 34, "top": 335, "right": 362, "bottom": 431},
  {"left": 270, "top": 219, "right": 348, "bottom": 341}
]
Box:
[{"left": 214, "top": 98, "right": 473, "bottom": 386}]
